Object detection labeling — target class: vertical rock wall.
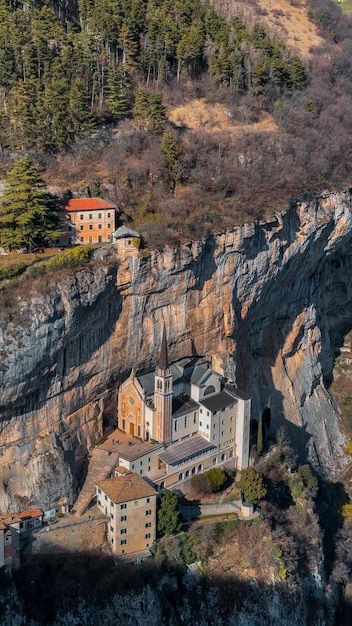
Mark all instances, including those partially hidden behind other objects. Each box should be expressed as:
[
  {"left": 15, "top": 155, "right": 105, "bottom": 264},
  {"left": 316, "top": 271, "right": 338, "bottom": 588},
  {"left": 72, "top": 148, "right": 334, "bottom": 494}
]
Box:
[{"left": 1, "top": 190, "right": 352, "bottom": 509}]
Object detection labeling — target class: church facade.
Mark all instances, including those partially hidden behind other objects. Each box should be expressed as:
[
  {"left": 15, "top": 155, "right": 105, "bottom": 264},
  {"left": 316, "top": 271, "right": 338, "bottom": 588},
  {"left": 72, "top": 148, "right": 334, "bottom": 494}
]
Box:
[{"left": 116, "top": 329, "right": 250, "bottom": 488}]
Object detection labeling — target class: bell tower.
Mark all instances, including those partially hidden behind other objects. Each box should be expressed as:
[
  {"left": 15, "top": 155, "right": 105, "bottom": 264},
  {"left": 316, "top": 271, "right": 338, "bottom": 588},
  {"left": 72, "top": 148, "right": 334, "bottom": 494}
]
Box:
[{"left": 154, "top": 325, "right": 173, "bottom": 443}]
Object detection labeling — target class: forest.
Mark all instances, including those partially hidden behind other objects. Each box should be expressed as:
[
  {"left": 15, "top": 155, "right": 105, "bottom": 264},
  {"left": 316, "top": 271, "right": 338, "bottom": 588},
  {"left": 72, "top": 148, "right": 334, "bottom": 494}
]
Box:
[{"left": 1, "top": 0, "right": 352, "bottom": 244}]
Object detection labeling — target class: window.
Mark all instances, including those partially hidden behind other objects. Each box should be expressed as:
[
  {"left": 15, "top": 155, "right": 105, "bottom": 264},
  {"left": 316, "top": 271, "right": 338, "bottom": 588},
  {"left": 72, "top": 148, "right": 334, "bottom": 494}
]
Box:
[
  {"left": 89, "top": 213, "right": 92, "bottom": 219},
  {"left": 146, "top": 510, "right": 152, "bottom": 516},
  {"left": 132, "top": 464, "right": 135, "bottom": 470},
  {"left": 148, "top": 466, "right": 151, "bottom": 471},
  {"left": 111, "top": 538, "right": 114, "bottom": 544},
  {"left": 174, "top": 420, "right": 178, "bottom": 432},
  {"left": 97, "top": 499, "right": 101, "bottom": 506},
  {"left": 140, "top": 460, "right": 143, "bottom": 466},
  {"left": 89, "top": 224, "right": 93, "bottom": 230},
  {"left": 110, "top": 501, "right": 114, "bottom": 507},
  {"left": 206, "top": 424, "right": 209, "bottom": 430},
  {"left": 178, "top": 473, "right": 183, "bottom": 481},
  {"left": 98, "top": 224, "right": 102, "bottom": 229},
  {"left": 221, "top": 431, "right": 224, "bottom": 436},
  {"left": 213, "top": 435, "right": 217, "bottom": 441},
  {"left": 107, "top": 223, "right": 111, "bottom": 228},
  {"left": 98, "top": 213, "right": 101, "bottom": 218},
  {"left": 199, "top": 421, "right": 202, "bottom": 427},
  {"left": 213, "top": 423, "right": 216, "bottom": 428},
  {"left": 145, "top": 522, "right": 151, "bottom": 528},
  {"left": 145, "top": 533, "right": 151, "bottom": 539},
  {"left": 194, "top": 412, "right": 197, "bottom": 423},
  {"left": 20, "top": 522, "right": 24, "bottom": 529},
  {"left": 68, "top": 226, "right": 72, "bottom": 231},
  {"left": 105, "top": 495, "right": 107, "bottom": 501},
  {"left": 200, "top": 409, "right": 203, "bottom": 414},
  {"left": 110, "top": 526, "right": 113, "bottom": 533},
  {"left": 111, "top": 513, "right": 114, "bottom": 520},
  {"left": 184, "top": 415, "right": 188, "bottom": 428},
  {"left": 121, "top": 539, "right": 126, "bottom": 545},
  {"left": 80, "top": 237, "right": 84, "bottom": 242},
  {"left": 146, "top": 498, "right": 150, "bottom": 503},
  {"left": 98, "top": 488, "right": 101, "bottom": 494},
  {"left": 230, "top": 427, "right": 233, "bottom": 432},
  {"left": 121, "top": 515, "right": 127, "bottom": 522},
  {"left": 120, "top": 528, "right": 127, "bottom": 534},
  {"left": 148, "top": 458, "right": 150, "bottom": 462},
  {"left": 80, "top": 225, "right": 84, "bottom": 231},
  {"left": 122, "top": 419, "right": 125, "bottom": 430},
  {"left": 79, "top": 214, "right": 83, "bottom": 220},
  {"left": 120, "top": 503, "right": 127, "bottom": 510},
  {"left": 137, "top": 425, "right": 141, "bottom": 437},
  {"left": 222, "top": 420, "right": 225, "bottom": 425},
  {"left": 107, "top": 212, "right": 111, "bottom": 218},
  {"left": 140, "top": 470, "right": 143, "bottom": 475},
  {"left": 207, "top": 411, "right": 209, "bottom": 417},
  {"left": 212, "top": 458, "right": 217, "bottom": 465}
]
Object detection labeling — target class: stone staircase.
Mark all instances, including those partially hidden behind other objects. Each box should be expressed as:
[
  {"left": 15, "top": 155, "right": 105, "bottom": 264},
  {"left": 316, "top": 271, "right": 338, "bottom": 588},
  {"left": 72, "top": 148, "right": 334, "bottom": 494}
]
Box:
[{"left": 73, "top": 448, "right": 119, "bottom": 517}]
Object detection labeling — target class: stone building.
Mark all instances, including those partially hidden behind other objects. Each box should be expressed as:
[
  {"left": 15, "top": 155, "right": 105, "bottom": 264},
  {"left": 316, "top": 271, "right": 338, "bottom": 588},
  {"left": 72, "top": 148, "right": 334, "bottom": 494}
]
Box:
[
  {"left": 96, "top": 472, "right": 158, "bottom": 556},
  {"left": 117, "top": 327, "right": 250, "bottom": 488},
  {"left": 60, "top": 197, "right": 117, "bottom": 245}
]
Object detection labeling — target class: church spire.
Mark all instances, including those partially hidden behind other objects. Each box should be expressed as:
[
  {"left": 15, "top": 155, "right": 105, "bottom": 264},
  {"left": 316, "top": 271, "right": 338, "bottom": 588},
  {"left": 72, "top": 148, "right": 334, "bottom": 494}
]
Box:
[{"left": 159, "top": 324, "right": 169, "bottom": 371}]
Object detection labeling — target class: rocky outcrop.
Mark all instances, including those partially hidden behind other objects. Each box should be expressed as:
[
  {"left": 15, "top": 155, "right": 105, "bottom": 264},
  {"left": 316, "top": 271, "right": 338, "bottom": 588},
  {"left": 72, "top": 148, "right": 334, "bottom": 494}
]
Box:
[{"left": 1, "top": 189, "right": 352, "bottom": 509}]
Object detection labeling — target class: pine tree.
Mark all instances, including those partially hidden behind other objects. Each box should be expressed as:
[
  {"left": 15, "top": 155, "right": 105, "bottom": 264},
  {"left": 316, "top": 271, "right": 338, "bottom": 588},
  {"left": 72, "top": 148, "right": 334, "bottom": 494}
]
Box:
[
  {"left": 257, "top": 412, "right": 263, "bottom": 454},
  {"left": 160, "top": 127, "right": 181, "bottom": 192},
  {"left": 0, "top": 157, "right": 62, "bottom": 251}
]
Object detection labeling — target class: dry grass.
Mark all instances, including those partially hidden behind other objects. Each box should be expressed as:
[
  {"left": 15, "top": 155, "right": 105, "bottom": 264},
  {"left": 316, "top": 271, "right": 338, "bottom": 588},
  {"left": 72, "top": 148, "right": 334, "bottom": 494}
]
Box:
[
  {"left": 0, "top": 248, "right": 59, "bottom": 268},
  {"left": 168, "top": 98, "right": 277, "bottom": 138},
  {"left": 211, "top": 0, "right": 324, "bottom": 59}
]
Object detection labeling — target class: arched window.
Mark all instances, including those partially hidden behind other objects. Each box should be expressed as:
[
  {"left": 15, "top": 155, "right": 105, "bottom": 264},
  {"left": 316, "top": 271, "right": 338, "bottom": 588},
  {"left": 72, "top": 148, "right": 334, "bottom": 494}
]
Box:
[
  {"left": 221, "top": 453, "right": 226, "bottom": 462},
  {"left": 204, "top": 385, "right": 215, "bottom": 396},
  {"left": 185, "top": 470, "right": 190, "bottom": 478},
  {"left": 197, "top": 464, "right": 203, "bottom": 473},
  {"left": 191, "top": 467, "right": 196, "bottom": 475},
  {"left": 212, "top": 458, "right": 217, "bottom": 466},
  {"left": 178, "top": 473, "right": 183, "bottom": 481}
]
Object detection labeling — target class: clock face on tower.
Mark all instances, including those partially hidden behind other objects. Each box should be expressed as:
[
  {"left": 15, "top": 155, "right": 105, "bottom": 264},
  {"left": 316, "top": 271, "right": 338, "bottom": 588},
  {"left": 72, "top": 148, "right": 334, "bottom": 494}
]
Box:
[{"left": 128, "top": 397, "right": 135, "bottom": 406}]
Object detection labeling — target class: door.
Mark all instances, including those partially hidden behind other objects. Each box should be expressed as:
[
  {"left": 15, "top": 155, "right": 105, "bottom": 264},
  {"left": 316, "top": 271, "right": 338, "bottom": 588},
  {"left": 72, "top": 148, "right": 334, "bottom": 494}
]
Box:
[{"left": 129, "top": 422, "right": 135, "bottom": 436}]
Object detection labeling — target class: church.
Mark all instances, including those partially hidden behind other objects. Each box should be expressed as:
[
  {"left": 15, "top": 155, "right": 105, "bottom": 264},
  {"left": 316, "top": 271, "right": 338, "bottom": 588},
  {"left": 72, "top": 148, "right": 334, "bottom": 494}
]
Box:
[{"left": 116, "top": 328, "right": 250, "bottom": 489}]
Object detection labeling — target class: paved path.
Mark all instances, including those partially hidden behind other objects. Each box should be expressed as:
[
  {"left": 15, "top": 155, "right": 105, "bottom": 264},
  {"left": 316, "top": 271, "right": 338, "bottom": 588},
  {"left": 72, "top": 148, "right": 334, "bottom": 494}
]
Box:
[
  {"left": 181, "top": 501, "right": 242, "bottom": 521},
  {"left": 73, "top": 448, "right": 119, "bottom": 517}
]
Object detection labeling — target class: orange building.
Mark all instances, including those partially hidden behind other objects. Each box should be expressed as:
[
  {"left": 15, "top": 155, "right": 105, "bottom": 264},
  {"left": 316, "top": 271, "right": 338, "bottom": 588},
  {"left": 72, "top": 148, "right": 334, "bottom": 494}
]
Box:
[{"left": 61, "top": 197, "right": 118, "bottom": 245}]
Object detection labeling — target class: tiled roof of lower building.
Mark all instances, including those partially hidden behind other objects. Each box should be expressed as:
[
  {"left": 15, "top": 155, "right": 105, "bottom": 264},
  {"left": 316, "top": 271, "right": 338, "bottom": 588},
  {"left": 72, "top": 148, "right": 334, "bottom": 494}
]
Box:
[
  {"left": 158, "top": 434, "right": 216, "bottom": 467},
  {"left": 172, "top": 395, "right": 199, "bottom": 418},
  {"left": 97, "top": 473, "right": 158, "bottom": 504}
]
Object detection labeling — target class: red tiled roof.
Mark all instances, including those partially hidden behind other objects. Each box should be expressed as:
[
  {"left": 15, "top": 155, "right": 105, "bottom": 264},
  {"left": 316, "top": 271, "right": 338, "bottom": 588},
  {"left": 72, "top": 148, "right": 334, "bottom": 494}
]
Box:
[
  {"left": 18, "top": 509, "right": 43, "bottom": 519},
  {"left": 97, "top": 474, "right": 158, "bottom": 504},
  {"left": 62, "top": 198, "right": 117, "bottom": 212}
]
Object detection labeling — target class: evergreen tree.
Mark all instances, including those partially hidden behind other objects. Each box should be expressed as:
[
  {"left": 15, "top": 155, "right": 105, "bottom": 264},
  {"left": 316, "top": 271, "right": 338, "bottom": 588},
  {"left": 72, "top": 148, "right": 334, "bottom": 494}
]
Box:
[
  {"left": 237, "top": 467, "right": 267, "bottom": 504},
  {"left": 0, "top": 157, "right": 62, "bottom": 250},
  {"left": 257, "top": 412, "right": 263, "bottom": 454},
  {"left": 157, "top": 490, "right": 182, "bottom": 536},
  {"left": 160, "top": 127, "right": 181, "bottom": 192}
]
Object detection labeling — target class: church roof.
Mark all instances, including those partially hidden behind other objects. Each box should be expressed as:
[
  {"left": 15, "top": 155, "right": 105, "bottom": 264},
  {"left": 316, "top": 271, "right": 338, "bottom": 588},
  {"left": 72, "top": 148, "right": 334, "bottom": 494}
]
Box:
[
  {"left": 172, "top": 395, "right": 199, "bottom": 418},
  {"left": 112, "top": 225, "right": 140, "bottom": 240},
  {"left": 158, "top": 434, "right": 216, "bottom": 467},
  {"left": 199, "top": 390, "right": 237, "bottom": 413}
]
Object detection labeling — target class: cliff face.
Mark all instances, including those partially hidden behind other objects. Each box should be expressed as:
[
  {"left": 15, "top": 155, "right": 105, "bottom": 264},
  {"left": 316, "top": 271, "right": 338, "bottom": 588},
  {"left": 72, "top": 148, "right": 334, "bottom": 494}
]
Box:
[{"left": 1, "top": 190, "right": 352, "bottom": 510}]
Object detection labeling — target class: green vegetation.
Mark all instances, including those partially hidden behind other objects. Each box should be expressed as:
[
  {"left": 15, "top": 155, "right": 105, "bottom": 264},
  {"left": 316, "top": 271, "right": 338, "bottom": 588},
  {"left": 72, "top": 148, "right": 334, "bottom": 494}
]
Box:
[
  {"left": 190, "top": 467, "right": 227, "bottom": 495},
  {"left": 157, "top": 490, "right": 182, "bottom": 536},
  {"left": 0, "top": 157, "right": 62, "bottom": 251},
  {"left": 236, "top": 467, "right": 267, "bottom": 504},
  {"left": 0, "top": 0, "right": 307, "bottom": 153}
]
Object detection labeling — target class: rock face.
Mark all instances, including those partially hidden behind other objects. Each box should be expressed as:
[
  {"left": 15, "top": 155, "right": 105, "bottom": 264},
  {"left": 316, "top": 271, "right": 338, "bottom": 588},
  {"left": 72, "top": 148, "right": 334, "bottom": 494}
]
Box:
[{"left": 1, "top": 189, "right": 352, "bottom": 510}]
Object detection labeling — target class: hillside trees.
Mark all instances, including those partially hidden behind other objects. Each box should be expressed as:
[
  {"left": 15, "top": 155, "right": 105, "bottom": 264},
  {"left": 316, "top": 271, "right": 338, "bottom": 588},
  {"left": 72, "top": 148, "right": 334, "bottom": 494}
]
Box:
[
  {"left": 0, "top": 0, "right": 308, "bottom": 152},
  {"left": 157, "top": 490, "right": 182, "bottom": 535},
  {"left": 237, "top": 468, "right": 267, "bottom": 504},
  {"left": 0, "top": 157, "right": 61, "bottom": 251}
]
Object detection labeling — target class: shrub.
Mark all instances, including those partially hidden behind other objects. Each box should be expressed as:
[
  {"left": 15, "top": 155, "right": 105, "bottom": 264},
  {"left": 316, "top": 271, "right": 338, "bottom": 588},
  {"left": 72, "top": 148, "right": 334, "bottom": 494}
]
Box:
[
  {"left": 190, "top": 473, "right": 212, "bottom": 495},
  {"left": 0, "top": 262, "right": 27, "bottom": 281},
  {"left": 207, "top": 467, "right": 227, "bottom": 492},
  {"left": 236, "top": 467, "right": 267, "bottom": 504}
]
